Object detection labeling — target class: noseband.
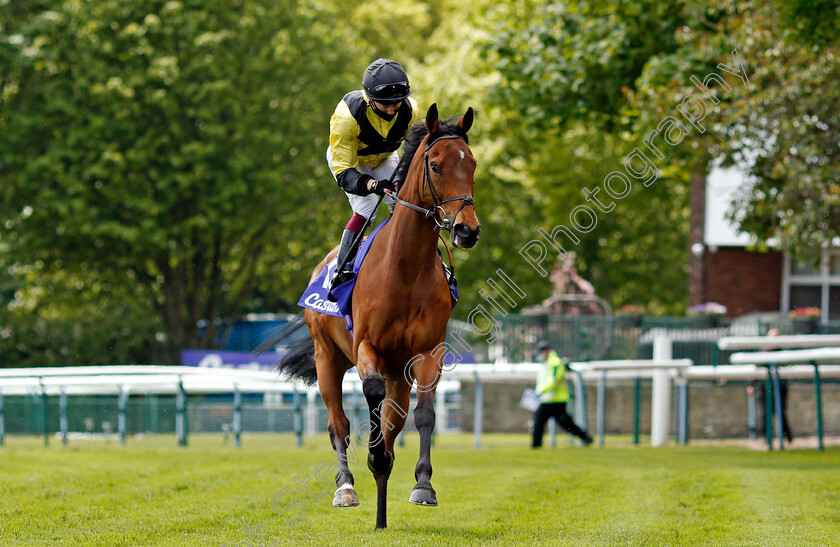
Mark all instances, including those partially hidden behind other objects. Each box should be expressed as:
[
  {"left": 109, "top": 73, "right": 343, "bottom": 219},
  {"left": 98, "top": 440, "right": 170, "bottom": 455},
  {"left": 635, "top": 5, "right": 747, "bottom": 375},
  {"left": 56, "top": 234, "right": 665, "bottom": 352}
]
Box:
[{"left": 393, "top": 134, "right": 474, "bottom": 230}]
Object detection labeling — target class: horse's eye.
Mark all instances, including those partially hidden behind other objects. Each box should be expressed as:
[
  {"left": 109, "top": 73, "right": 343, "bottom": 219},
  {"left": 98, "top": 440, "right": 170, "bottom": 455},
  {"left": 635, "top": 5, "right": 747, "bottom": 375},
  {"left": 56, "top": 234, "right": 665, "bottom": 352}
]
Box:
[{"left": 430, "top": 162, "right": 440, "bottom": 174}]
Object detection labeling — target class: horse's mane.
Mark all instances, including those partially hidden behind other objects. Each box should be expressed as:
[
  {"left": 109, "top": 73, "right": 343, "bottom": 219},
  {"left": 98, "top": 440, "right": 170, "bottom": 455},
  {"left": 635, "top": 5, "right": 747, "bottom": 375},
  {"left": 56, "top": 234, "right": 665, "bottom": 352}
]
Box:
[{"left": 397, "top": 116, "right": 469, "bottom": 182}]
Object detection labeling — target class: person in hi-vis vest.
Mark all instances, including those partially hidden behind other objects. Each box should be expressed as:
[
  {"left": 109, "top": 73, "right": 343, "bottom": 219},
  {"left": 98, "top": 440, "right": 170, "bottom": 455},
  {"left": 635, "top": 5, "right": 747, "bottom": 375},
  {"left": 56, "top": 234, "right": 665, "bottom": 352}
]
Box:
[{"left": 532, "top": 341, "right": 593, "bottom": 448}]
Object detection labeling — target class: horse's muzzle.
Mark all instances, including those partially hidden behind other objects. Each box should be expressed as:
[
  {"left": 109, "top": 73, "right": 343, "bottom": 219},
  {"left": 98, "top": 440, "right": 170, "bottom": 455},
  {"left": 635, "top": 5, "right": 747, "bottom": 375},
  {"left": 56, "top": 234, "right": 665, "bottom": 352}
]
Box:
[{"left": 452, "top": 223, "right": 480, "bottom": 248}]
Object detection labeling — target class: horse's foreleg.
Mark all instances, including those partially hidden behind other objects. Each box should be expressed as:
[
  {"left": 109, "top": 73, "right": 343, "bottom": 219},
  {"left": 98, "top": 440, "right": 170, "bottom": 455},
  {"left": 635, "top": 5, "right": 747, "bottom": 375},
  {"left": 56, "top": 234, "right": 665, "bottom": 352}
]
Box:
[
  {"left": 362, "top": 373, "right": 394, "bottom": 475},
  {"left": 410, "top": 358, "right": 439, "bottom": 506},
  {"left": 361, "top": 371, "right": 393, "bottom": 529},
  {"left": 381, "top": 380, "right": 411, "bottom": 455}
]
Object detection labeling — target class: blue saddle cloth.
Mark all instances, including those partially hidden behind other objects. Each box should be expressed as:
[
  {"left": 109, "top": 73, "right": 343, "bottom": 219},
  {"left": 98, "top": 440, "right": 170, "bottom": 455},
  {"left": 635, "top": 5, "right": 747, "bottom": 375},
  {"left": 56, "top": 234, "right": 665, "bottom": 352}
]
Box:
[
  {"left": 295, "top": 255, "right": 343, "bottom": 317},
  {"left": 297, "top": 219, "right": 389, "bottom": 318},
  {"left": 297, "top": 218, "right": 458, "bottom": 319}
]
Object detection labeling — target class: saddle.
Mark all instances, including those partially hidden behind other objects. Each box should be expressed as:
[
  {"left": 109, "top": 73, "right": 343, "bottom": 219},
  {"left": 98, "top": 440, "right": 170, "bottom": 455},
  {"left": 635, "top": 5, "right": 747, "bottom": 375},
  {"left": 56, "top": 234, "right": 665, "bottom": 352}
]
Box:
[{"left": 297, "top": 218, "right": 458, "bottom": 320}]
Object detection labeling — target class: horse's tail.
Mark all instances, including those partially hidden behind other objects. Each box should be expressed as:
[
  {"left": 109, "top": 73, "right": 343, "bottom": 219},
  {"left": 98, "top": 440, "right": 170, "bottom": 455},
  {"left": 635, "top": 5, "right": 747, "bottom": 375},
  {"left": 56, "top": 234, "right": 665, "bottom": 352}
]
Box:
[{"left": 255, "top": 311, "right": 318, "bottom": 386}]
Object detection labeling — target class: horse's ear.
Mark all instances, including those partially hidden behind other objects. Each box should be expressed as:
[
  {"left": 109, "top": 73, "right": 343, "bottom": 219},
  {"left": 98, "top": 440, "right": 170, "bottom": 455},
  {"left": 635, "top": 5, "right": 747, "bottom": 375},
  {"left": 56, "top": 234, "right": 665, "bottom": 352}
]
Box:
[
  {"left": 425, "top": 103, "right": 440, "bottom": 135},
  {"left": 458, "top": 107, "right": 474, "bottom": 135}
]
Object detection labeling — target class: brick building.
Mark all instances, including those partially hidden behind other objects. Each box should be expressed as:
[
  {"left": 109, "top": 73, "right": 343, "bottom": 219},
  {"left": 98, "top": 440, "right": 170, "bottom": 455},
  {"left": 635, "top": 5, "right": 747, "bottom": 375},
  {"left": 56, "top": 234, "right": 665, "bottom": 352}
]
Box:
[{"left": 689, "top": 165, "right": 839, "bottom": 321}]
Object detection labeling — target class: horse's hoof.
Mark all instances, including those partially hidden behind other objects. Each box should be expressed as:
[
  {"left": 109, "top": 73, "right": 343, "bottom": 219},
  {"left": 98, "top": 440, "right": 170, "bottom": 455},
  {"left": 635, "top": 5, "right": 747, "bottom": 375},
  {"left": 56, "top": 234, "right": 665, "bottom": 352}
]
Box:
[
  {"left": 409, "top": 487, "right": 437, "bottom": 506},
  {"left": 333, "top": 484, "right": 359, "bottom": 507}
]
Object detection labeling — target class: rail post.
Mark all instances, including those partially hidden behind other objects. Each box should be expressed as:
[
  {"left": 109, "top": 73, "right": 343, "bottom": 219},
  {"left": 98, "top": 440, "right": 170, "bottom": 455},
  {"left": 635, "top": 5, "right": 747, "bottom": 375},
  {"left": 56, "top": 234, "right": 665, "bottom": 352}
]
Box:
[
  {"left": 549, "top": 416, "right": 557, "bottom": 448},
  {"left": 770, "top": 363, "right": 784, "bottom": 451},
  {"left": 60, "top": 389, "right": 69, "bottom": 447},
  {"left": 473, "top": 372, "right": 483, "bottom": 449},
  {"left": 676, "top": 377, "right": 689, "bottom": 445},
  {"left": 40, "top": 378, "right": 49, "bottom": 447},
  {"left": 305, "top": 388, "right": 317, "bottom": 438},
  {"left": 633, "top": 378, "right": 641, "bottom": 445},
  {"left": 651, "top": 336, "right": 672, "bottom": 447},
  {"left": 572, "top": 369, "right": 587, "bottom": 432},
  {"left": 118, "top": 385, "right": 129, "bottom": 447},
  {"left": 233, "top": 385, "right": 242, "bottom": 449},
  {"left": 176, "top": 379, "right": 188, "bottom": 447},
  {"left": 293, "top": 385, "right": 303, "bottom": 448},
  {"left": 747, "top": 384, "right": 757, "bottom": 441},
  {"left": 148, "top": 393, "right": 159, "bottom": 434},
  {"left": 764, "top": 368, "right": 774, "bottom": 450},
  {"left": 596, "top": 370, "right": 606, "bottom": 447},
  {"left": 813, "top": 361, "right": 824, "bottom": 451}
]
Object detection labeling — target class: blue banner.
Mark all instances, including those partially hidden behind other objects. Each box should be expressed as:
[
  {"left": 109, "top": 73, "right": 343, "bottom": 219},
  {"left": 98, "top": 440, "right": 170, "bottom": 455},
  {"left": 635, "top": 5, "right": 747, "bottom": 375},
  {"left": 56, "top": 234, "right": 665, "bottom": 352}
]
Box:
[{"left": 180, "top": 350, "right": 280, "bottom": 371}]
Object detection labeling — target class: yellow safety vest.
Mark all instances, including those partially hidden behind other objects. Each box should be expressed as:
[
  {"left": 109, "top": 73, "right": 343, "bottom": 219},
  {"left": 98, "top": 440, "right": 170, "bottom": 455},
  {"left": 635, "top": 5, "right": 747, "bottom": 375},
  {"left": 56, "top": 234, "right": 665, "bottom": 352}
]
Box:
[{"left": 535, "top": 351, "right": 569, "bottom": 403}]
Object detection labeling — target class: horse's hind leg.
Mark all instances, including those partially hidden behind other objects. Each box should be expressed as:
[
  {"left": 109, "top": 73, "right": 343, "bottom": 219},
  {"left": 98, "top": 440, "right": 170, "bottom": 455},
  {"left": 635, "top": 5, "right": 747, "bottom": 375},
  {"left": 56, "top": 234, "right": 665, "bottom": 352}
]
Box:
[
  {"left": 314, "top": 340, "right": 359, "bottom": 507},
  {"left": 327, "top": 411, "right": 358, "bottom": 507}
]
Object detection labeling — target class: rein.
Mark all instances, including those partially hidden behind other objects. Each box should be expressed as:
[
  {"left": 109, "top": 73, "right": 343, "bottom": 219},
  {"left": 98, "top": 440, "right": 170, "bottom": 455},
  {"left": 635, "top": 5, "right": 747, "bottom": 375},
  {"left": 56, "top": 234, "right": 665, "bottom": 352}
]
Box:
[{"left": 392, "top": 134, "right": 474, "bottom": 231}]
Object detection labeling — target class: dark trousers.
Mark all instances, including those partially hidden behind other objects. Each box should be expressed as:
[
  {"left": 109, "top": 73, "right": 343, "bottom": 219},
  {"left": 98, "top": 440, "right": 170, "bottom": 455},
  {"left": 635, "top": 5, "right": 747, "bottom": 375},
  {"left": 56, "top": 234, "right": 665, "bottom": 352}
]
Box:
[
  {"left": 756, "top": 380, "right": 793, "bottom": 443},
  {"left": 532, "top": 402, "right": 590, "bottom": 447}
]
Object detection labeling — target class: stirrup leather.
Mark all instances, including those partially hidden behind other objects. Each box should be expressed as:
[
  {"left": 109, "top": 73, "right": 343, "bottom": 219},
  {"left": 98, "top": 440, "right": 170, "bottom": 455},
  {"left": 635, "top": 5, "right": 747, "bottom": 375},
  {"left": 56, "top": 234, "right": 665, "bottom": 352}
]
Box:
[{"left": 329, "top": 230, "right": 359, "bottom": 297}]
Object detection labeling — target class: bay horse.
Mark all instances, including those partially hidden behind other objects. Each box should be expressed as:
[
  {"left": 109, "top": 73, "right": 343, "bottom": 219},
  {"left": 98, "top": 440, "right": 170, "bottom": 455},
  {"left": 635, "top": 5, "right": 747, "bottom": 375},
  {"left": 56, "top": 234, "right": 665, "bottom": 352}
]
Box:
[{"left": 269, "top": 104, "right": 479, "bottom": 529}]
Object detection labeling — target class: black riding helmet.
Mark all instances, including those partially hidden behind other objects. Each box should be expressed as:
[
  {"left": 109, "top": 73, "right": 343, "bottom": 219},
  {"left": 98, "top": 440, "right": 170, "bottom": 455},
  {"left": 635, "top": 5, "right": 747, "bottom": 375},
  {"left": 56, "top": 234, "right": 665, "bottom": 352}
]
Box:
[{"left": 363, "top": 58, "right": 411, "bottom": 104}]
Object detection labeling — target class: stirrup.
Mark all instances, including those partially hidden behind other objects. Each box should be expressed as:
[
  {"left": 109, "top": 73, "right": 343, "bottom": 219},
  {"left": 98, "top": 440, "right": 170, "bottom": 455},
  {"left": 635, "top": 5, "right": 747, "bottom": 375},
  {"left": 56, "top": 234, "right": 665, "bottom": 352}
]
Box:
[
  {"left": 327, "top": 266, "right": 353, "bottom": 302},
  {"left": 436, "top": 248, "right": 458, "bottom": 307},
  {"left": 437, "top": 248, "right": 456, "bottom": 286},
  {"left": 330, "top": 268, "right": 354, "bottom": 289},
  {"left": 442, "top": 262, "right": 456, "bottom": 285}
]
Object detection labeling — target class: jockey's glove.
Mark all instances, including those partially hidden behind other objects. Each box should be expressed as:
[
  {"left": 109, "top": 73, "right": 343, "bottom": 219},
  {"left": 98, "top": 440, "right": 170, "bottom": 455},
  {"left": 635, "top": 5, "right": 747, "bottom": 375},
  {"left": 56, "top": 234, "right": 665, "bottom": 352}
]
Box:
[{"left": 370, "top": 179, "right": 396, "bottom": 196}]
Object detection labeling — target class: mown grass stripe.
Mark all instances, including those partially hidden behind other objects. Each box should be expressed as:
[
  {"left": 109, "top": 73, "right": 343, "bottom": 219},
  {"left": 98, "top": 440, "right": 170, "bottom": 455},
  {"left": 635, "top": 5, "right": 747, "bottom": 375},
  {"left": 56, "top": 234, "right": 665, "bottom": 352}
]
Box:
[{"left": 0, "top": 435, "right": 837, "bottom": 546}]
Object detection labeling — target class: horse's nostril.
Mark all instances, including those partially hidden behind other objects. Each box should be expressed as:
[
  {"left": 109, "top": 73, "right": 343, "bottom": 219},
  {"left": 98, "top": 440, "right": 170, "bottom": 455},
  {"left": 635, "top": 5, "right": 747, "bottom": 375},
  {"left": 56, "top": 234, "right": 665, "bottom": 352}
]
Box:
[{"left": 454, "top": 224, "right": 472, "bottom": 239}]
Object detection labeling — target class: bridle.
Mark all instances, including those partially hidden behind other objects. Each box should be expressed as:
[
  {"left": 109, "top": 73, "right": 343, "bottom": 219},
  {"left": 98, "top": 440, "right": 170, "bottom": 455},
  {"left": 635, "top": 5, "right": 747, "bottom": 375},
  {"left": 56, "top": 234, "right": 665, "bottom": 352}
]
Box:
[{"left": 392, "top": 134, "right": 475, "bottom": 231}]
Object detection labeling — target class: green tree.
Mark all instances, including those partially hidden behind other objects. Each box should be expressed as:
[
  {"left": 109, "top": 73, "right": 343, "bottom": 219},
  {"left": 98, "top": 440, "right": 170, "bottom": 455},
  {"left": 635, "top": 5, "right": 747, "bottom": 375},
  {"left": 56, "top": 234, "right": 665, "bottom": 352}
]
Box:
[
  {"left": 0, "top": 264, "right": 162, "bottom": 366},
  {"left": 403, "top": 0, "right": 559, "bottom": 316},
  {"left": 486, "top": 0, "right": 686, "bottom": 132},
  {"left": 0, "top": 0, "right": 360, "bottom": 362},
  {"left": 720, "top": 1, "right": 840, "bottom": 259},
  {"left": 480, "top": 0, "right": 695, "bottom": 313},
  {"left": 483, "top": 0, "right": 840, "bottom": 312},
  {"left": 626, "top": 0, "right": 840, "bottom": 261}
]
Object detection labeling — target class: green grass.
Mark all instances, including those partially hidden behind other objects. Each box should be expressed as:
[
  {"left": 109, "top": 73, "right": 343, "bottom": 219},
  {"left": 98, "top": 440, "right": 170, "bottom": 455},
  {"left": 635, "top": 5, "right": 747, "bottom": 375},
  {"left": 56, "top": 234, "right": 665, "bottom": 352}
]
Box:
[{"left": 1, "top": 433, "right": 838, "bottom": 546}]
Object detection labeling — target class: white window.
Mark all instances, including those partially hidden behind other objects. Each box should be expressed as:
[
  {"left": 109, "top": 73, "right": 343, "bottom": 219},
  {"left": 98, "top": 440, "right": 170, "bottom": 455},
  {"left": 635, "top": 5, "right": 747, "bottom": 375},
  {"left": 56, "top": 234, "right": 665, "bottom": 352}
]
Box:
[{"left": 782, "top": 249, "right": 840, "bottom": 323}]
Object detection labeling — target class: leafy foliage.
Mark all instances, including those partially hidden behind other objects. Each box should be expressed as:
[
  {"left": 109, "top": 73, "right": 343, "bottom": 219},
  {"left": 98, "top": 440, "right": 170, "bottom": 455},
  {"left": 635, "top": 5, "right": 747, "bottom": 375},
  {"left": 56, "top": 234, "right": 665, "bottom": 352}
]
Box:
[
  {"left": 2, "top": 0, "right": 837, "bottom": 365},
  {"left": 774, "top": 0, "right": 840, "bottom": 47},
  {"left": 485, "top": 0, "right": 686, "bottom": 132},
  {"left": 1, "top": 0, "right": 360, "bottom": 362},
  {"left": 719, "top": 2, "right": 840, "bottom": 259},
  {"left": 0, "top": 265, "right": 161, "bottom": 366},
  {"left": 626, "top": 0, "right": 840, "bottom": 261},
  {"left": 478, "top": 0, "right": 695, "bottom": 313}
]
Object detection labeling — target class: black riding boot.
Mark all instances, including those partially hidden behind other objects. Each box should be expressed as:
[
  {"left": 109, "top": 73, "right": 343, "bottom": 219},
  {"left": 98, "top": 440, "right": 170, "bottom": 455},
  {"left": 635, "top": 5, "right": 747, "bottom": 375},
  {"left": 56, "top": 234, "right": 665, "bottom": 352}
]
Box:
[{"left": 330, "top": 229, "right": 359, "bottom": 292}]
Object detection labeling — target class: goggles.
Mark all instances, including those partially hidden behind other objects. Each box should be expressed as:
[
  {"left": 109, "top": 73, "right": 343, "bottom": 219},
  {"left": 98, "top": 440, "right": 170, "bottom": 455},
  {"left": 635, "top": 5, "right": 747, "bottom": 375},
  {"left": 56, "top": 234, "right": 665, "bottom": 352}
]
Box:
[{"left": 370, "top": 81, "right": 410, "bottom": 102}]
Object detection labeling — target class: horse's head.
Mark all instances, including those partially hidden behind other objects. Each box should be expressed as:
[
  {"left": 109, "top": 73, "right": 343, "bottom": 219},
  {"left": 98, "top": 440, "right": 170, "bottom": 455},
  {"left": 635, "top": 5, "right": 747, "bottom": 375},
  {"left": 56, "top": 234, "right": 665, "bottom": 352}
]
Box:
[{"left": 421, "top": 104, "right": 481, "bottom": 249}]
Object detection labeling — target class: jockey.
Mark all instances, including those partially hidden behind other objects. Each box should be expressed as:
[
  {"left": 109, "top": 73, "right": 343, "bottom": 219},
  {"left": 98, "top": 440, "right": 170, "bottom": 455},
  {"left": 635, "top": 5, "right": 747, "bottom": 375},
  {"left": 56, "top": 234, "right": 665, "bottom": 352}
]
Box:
[{"left": 326, "top": 58, "right": 420, "bottom": 290}]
